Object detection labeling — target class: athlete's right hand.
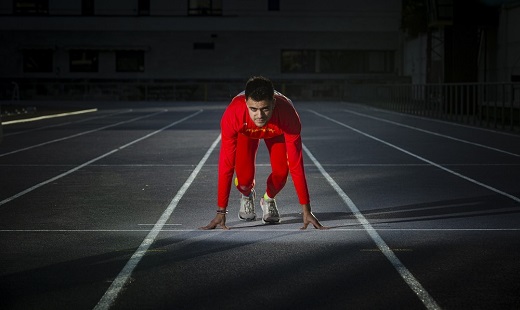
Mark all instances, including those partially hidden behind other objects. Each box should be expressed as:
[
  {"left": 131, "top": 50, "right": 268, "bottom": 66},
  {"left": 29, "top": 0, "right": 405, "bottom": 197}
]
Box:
[{"left": 199, "top": 214, "right": 230, "bottom": 230}]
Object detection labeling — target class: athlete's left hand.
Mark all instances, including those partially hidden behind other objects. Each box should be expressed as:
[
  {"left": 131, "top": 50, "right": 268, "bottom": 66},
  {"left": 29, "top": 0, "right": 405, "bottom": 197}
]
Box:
[
  {"left": 199, "top": 214, "right": 230, "bottom": 230},
  {"left": 300, "top": 204, "right": 329, "bottom": 230}
]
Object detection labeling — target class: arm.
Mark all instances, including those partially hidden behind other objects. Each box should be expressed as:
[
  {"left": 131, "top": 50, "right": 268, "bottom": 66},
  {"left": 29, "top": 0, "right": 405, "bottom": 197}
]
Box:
[
  {"left": 285, "top": 139, "right": 327, "bottom": 229},
  {"left": 200, "top": 104, "right": 237, "bottom": 230},
  {"left": 217, "top": 109, "right": 238, "bottom": 209},
  {"left": 282, "top": 100, "right": 328, "bottom": 229}
]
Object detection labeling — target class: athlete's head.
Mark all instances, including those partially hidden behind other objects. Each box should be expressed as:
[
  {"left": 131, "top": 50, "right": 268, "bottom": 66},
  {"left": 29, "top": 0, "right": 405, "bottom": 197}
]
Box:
[{"left": 245, "top": 76, "right": 275, "bottom": 127}]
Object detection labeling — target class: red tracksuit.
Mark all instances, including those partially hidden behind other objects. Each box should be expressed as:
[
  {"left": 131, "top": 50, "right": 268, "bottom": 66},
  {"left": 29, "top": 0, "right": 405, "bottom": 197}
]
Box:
[{"left": 218, "top": 91, "right": 310, "bottom": 208}]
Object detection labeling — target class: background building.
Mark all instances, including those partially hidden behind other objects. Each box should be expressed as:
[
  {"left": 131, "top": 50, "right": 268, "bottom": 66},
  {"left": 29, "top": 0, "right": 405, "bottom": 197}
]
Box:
[
  {"left": 402, "top": 0, "right": 520, "bottom": 84},
  {"left": 0, "top": 0, "right": 518, "bottom": 102},
  {"left": 0, "top": 0, "right": 403, "bottom": 100}
]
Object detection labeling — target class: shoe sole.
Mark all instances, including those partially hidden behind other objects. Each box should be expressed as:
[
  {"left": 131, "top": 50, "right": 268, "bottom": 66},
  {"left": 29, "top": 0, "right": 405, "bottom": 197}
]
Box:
[
  {"left": 239, "top": 214, "right": 256, "bottom": 221},
  {"left": 262, "top": 218, "right": 281, "bottom": 224}
]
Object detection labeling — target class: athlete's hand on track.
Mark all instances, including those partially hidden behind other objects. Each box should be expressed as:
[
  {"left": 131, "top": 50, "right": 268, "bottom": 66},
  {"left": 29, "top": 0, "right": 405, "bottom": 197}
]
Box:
[
  {"left": 300, "top": 204, "right": 329, "bottom": 230},
  {"left": 199, "top": 214, "right": 230, "bottom": 230}
]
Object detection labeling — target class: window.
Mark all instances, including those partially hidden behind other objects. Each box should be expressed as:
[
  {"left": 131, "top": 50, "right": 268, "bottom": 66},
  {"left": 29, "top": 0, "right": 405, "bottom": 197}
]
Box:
[
  {"left": 138, "top": 0, "right": 150, "bottom": 15},
  {"left": 282, "top": 49, "right": 394, "bottom": 74},
  {"left": 188, "top": 0, "right": 222, "bottom": 16},
  {"left": 268, "top": 0, "right": 280, "bottom": 11},
  {"left": 23, "top": 49, "right": 53, "bottom": 73},
  {"left": 82, "top": 0, "right": 94, "bottom": 16},
  {"left": 367, "top": 51, "right": 394, "bottom": 73},
  {"left": 193, "top": 42, "right": 215, "bottom": 50},
  {"left": 281, "top": 50, "right": 316, "bottom": 73},
  {"left": 14, "top": 0, "right": 48, "bottom": 15},
  {"left": 320, "top": 50, "right": 364, "bottom": 73},
  {"left": 69, "top": 50, "right": 98, "bottom": 72},
  {"left": 116, "top": 51, "right": 144, "bottom": 72}
]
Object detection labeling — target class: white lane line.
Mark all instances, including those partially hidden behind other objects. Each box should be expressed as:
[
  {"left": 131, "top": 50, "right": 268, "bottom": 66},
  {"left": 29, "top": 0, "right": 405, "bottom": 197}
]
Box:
[
  {"left": 2, "top": 163, "right": 520, "bottom": 168},
  {"left": 343, "top": 109, "right": 520, "bottom": 157},
  {"left": 2, "top": 109, "right": 98, "bottom": 125},
  {"left": 309, "top": 110, "right": 520, "bottom": 204},
  {"left": 0, "top": 110, "right": 167, "bottom": 157},
  {"left": 3, "top": 109, "right": 133, "bottom": 137},
  {"left": 93, "top": 134, "right": 221, "bottom": 310},
  {"left": 2, "top": 228, "right": 520, "bottom": 232},
  {"left": 362, "top": 104, "right": 520, "bottom": 138},
  {"left": 0, "top": 111, "right": 203, "bottom": 207},
  {"left": 137, "top": 224, "right": 182, "bottom": 226},
  {"left": 302, "top": 143, "right": 441, "bottom": 310}
]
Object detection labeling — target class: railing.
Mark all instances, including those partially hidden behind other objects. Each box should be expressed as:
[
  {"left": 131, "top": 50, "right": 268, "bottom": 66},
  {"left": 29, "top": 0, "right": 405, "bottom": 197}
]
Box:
[
  {"left": 344, "top": 83, "right": 520, "bottom": 132},
  {"left": 1, "top": 80, "right": 519, "bottom": 132},
  {"left": 0, "top": 80, "right": 243, "bottom": 102},
  {"left": 0, "top": 79, "right": 352, "bottom": 102}
]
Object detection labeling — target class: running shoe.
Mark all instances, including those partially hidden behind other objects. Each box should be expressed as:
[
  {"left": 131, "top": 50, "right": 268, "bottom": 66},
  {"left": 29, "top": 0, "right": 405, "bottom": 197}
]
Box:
[
  {"left": 260, "top": 197, "right": 280, "bottom": 224},
  {"left": 238, "top": 189, "right": 256, "bottom": 221}
]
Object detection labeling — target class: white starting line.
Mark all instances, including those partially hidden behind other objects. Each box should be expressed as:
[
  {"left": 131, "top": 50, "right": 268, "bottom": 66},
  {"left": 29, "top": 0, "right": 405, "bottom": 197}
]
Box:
[{"left": 1, "top": 228, "right": 519, "bottom": 232}]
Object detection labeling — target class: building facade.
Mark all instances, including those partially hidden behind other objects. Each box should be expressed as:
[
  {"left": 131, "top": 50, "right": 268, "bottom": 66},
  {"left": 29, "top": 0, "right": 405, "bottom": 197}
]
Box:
[{"left": 0, "top": 0, "right": 402, "bottom": 84}]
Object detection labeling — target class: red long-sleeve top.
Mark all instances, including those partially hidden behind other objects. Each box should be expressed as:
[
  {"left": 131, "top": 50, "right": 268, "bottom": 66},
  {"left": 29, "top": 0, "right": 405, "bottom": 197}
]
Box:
[{"left": 218, "top": 91, "right": 310, "bottom": 208}]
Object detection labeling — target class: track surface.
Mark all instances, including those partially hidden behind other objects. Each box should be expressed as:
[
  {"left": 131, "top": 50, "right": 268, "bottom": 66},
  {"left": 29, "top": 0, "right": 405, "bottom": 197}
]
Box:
[{"left": 1, "top": 101, "right": 520, "bottom": 310}]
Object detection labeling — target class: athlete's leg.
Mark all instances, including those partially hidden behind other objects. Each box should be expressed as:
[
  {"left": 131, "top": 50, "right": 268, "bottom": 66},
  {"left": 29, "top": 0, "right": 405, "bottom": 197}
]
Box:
[
  {"left": 264, "top": 135, "right": 289, "bottom": 198},
  {"left": 235, "top": 133, "right": 259, "bottom": 196}
]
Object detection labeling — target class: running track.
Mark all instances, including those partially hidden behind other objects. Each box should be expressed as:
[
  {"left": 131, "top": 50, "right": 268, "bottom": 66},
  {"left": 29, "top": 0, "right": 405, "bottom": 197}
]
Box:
[{"left": 1, "top": 101, "right": 519, "bottom": 310}]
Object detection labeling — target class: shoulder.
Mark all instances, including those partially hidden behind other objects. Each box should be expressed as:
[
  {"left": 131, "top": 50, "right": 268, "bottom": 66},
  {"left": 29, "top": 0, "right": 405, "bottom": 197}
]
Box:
[
  {"left": 224, "top": 92, "right": 246, "bottom": 115},
  {"left": 274, "top": 91, "right": 293, "bottom": 106},
  {"left": 231, "top": 91, "right": 246, "bottom": 104},
  {"left": 274, "top": 91, "right": 297, "bottom": 114},
  {"left": 221, "top": 92, "right": 246, "bottom": 132},
  {"left": 273, "top": 91, "right": 301, "bottom": 134}
]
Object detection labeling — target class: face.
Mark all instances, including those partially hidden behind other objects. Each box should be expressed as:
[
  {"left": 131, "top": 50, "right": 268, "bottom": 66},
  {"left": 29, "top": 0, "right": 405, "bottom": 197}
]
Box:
[{"left": 246, "top": 97, "right": 275, "bottom": 127}]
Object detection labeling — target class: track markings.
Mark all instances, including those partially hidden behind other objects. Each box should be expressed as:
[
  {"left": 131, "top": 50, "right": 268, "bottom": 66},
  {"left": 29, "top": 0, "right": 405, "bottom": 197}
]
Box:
[
  {"left": 303, "top": 143, "right": 441, "bottom": 310},
  {"left": 2, "top": 108, "right": 98, "bottom": 125},
  {"left": 3, "top": 109, "right": 132, "bottom": 137},
  {"left": 0, "top": 110, "right": 167, "bottom": 157},
  {"left": 2, "top": 228, "right": 520, "bottom": 232},
  {"left": 137, "top": 224, "right": 182, "bottom": 226},
  {"left": 93, "top": 134, "right": 221, "bottom": 310},
  {"left": 0, "top": 110, "right": 203, "bottom": 207},
  {"left": 361, "top": 248, "right": 413, "bottom": 252},
  {"left": 309, "top": 110, "right": 520, "bottom": 204},
  {"left": 343, "top": 109, "right": 520, "bottom": 157}
]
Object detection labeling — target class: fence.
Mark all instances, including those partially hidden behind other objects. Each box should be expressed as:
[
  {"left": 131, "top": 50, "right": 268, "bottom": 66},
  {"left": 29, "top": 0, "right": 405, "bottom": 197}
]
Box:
[
  {"left": 0, "top": 79, "right": 350, "bottom": 102},
  {"left": 1, "top": 80, "right": 519, "bottom": 132},
  {"left": 344, "top": 83, "right": 520, "bottom": 132}
]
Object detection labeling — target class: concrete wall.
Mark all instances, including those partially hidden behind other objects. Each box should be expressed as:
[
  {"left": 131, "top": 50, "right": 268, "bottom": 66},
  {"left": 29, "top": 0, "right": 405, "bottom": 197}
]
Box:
[
  {"left": 502, "top": 3, "right": 520, "bottom": 80},
  {"left": 402, "top": 35, "right": 427, "bottom": 84},
  {"left": 0, "top": 0, "right": 402, "bottom": 81}
]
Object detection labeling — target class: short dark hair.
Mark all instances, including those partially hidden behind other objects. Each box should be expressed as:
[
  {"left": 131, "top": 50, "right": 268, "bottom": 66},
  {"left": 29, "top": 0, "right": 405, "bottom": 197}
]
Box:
[{"left": 245, "top": 76, "right": 274, "bottom": 102}]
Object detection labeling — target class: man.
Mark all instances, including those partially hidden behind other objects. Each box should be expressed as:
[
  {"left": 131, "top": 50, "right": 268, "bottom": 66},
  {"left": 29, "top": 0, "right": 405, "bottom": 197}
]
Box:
[{"left": 201, "top": 76, "right": 326, "bottom": 230}]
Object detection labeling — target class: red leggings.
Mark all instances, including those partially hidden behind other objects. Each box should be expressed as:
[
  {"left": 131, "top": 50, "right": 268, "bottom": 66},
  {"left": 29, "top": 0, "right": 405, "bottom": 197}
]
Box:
[{"left": 235, "top": 133, "right": 289, "bottom": 198}]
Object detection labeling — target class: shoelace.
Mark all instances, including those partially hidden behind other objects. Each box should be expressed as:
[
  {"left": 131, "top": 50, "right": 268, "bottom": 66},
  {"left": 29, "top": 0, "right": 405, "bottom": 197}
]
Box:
[
  {"left": 243, "top": 197, "right": 254, "bottom": 214},
  {"left": 267, "top": 200, "right": 278, "bottom": 216}
]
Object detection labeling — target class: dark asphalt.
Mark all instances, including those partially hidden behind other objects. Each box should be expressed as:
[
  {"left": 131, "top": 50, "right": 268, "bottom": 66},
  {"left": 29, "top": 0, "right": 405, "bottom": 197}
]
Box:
[{"left": 1, "top": 101, "right": 519, "bottom": 310}]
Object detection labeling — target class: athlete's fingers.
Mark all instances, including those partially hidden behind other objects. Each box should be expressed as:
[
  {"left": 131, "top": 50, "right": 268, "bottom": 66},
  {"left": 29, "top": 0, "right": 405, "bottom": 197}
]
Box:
[
  {"left": 199, "top": 222, "right": 217, "bottom": 230},
  {"left": 314, "top": 223, "right": 330, "bottom": 230},
  {"left": 199, "top": 216, "right": 230, "bottom": 230}
]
